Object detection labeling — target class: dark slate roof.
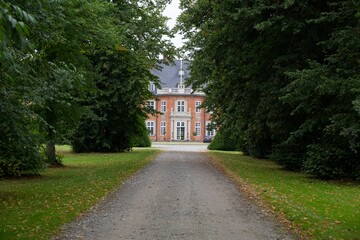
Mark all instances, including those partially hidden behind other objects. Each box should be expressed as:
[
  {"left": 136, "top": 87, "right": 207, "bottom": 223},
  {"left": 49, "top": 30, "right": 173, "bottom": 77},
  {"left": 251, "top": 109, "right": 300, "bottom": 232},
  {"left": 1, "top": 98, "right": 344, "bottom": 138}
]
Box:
[{"left": 151, "top": 60, "right": 190, "bottom": 88}]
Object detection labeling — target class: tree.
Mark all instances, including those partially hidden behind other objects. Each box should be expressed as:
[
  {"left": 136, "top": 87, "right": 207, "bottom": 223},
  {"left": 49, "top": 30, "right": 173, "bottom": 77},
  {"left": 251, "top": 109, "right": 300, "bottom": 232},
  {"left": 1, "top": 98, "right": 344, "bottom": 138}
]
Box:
[
  {"left": 0, "top": 1, "right": 44, "bottom": 176},
  {"left": 27, "top": 0, "right": 121, "bottom": 165},
  {"left": 277, "top": 1, "right": 360, "bottom": 178},
  {"left": 0, "top": 0, "right": 175, "bottom": 176},
  {"left": 71, "top": 0, "right": 175, "bottom": 152},
  {"left": 72, "top": 48, "right": 155, "bottom": 152},
  {"left": 178, "top": 0, "right": 360, "bottom": 179}
]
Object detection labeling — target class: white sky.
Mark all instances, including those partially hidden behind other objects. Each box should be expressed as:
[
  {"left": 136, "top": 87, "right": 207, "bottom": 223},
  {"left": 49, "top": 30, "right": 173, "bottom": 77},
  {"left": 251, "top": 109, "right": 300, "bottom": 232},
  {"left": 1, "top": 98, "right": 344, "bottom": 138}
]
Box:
[{"left": 163, "top": 0, "right": 183, "bottom": 49}]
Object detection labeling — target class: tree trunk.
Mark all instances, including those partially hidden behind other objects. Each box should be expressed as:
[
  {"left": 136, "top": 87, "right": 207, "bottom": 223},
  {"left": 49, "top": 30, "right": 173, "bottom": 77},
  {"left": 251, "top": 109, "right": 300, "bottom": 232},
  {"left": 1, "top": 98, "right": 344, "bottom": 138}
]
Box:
[
  {"left": 44, "top": 104, "right": 62, "bottom": 166},
  {"left": 45, "top": 140, "right": 57, "bottom": 165}
]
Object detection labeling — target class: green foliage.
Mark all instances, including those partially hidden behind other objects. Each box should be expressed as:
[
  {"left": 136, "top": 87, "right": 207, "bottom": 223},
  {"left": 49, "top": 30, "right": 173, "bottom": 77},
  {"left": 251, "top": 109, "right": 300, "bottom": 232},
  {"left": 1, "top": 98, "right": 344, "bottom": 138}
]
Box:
[
  {"left": 0, "top": 0, "right": 35, "bottom": 48},
  {"left": 0, "top": 4, "right": 44, "bottom": 176},
  {"left": 270, "top": 141, "right": 307, "bottom": 171},
  {"left": 132, "top": 134, "right": 152, "bottom": 148},
  {"left": 0, "top": 0, "right": 173, "bottom": 175},
  {"left": 25, "top": 0, "right": 119, "bottom": 164},
  {"left": 131, "top": 116, "right": 152, "bottom": 147},
  {"left": 71, "top": 49, "right": 155, "bottom": 152},
  {"left": 304, "top": 143, "right": 360, "bottom": 180},
  {"left": 208, "top": 131, "right": 236, "bottom": 151},
  {"left": 71, "top": 0, "right": 174, "bottom": 153},
  {"left": 0, "top": 138, "right": 44, "bottom": 177},
  {"left": 178, "top": 0, "right": 360, "bottom": 179}
]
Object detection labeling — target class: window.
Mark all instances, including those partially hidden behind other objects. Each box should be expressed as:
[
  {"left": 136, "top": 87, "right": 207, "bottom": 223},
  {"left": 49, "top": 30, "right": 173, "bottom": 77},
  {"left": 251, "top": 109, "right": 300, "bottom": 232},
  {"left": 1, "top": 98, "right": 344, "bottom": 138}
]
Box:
[
  {"left": 149, "top": 82, "right": 156, "bottom": 92},
  {"left": 195, "top": 122, "right": 201, "bottom": 136},
  {"left": 161, "top": 100, "right": 167, "bottom": 112},
  {"left": 195, "top": 101, "right": 201, "bottom": 113},
  {"left": 146, "top": 121, "right": 155, "bottom": 136},
  {"left": 176, "top": 121, "right": 185, "bottom": 140},
  {"left": 177, "top": 100, "right": 185, "bottom": 112},
  {"left": 206, "top": 121, "right": 216, "bottom": 137},
  {"left": 147, "top": 100, "right": 155, "bottom": 110},
  {"left": 160, "top": 121, "right": 166, "bottom": 136},
  {"left": 178, "top": 69, "right": 185, "bottom": 88}
]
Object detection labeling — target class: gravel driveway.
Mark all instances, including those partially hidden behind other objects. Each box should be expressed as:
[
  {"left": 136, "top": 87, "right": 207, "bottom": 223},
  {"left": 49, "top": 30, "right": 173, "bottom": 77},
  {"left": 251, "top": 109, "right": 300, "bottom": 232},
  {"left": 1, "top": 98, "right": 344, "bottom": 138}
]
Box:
[
  {"left": 54, "top": 146, "right": 292, "bottom": 239},
  {"left": 151, "top": 142, "right": 209, "bottom": 152}
]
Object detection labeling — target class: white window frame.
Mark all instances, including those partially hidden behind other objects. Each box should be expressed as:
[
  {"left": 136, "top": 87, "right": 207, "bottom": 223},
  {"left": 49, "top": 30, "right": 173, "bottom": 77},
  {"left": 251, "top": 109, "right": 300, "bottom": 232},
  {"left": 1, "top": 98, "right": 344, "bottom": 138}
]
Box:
[
  {"left": 147, "top": 100, "right": 155, "bottom": 110},
  {"left": 149, "top": 82, "right": 156, "bottom": 92},
  {"left": 161, "top": 100, "right": 167, "bottom": 113},
  {"left": 146, "top": 121, "right": 155, "bottom": 136},
  {"left": 206, "top": 121, "right": 216, "bottom": 137},
  {"left": 195, "top": 122, "right": 201, "bottom": 136},
  {"left": 176, "top": 121, "right": 186, "bottom": 140},
  {"left": 160, "top": 121, "right": 166, "bottom": 136},
  {"left": 177, "top": 100, "right": 185, "bottom": 112},
  {"left": 195, "top": 101, "right": 201, "bottom": 113}
]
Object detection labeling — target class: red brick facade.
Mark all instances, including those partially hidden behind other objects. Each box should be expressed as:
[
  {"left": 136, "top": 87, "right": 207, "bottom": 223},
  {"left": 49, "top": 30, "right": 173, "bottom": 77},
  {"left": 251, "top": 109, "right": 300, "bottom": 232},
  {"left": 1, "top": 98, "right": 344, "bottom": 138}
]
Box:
[
  {"left": 146, "top": 60, "right": 216, "bottom": 142},
  {"left": 146, "top": 93, "right": 213, "bottom": 142}
]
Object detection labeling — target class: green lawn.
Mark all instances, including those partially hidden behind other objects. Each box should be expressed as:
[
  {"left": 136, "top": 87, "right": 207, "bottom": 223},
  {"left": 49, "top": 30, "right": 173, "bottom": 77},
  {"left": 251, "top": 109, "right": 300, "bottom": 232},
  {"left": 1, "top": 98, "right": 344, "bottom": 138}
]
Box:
[
  {"left": 0, "top": 147, "right": 158, "bottom": 240},
  {"left": 208, "top": 151, "right": 360, "bottom": 240}
]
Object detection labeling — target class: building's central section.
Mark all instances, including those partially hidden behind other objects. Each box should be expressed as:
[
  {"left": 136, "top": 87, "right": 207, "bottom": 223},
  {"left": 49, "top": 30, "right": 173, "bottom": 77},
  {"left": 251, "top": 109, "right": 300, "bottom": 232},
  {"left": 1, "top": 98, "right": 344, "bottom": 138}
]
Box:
[{"left": 146, "top": 60, "right": 215, "bottom": 142}]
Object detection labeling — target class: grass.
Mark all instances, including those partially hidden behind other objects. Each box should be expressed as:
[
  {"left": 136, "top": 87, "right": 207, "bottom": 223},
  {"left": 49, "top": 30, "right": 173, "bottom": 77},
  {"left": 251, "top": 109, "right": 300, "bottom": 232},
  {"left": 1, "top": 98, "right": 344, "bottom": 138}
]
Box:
[
  {"left": 0, "top": 147, "right": 158, "bottom": 240},
  {"left": 208, "top": 151, "right": 360, "bottom": 240}
]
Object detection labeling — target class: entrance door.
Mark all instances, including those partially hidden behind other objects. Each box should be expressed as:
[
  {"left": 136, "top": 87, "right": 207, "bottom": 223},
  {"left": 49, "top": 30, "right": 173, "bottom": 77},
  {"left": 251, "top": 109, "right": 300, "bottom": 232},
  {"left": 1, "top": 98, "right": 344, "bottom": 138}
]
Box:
[{"left": 176, "top": 121, "right": 185, "bottom": 140}]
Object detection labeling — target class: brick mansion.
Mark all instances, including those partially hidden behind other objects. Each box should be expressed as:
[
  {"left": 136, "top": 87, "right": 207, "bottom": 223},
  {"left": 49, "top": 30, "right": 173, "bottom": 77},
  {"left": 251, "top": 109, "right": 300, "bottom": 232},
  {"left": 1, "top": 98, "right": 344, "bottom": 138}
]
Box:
[{"left": 146, "top": 60, "right": 216, "bottom": 142}]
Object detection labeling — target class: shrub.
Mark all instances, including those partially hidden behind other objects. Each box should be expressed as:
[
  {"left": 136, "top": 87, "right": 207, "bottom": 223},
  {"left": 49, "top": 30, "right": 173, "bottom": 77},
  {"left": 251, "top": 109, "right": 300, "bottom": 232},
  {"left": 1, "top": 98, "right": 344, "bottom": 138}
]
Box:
[
  {"left": 304, "top": 143, "right": 360, "bottom": 180},
  {"left": 131, "top": 124, "right": 151, "bottom": 147},
  {"left": 131, "top": 135, "right": 151, "bottom": 147},
  {"left": 0, "top": 133, "right": 44, "bottom": 177},
  {"left": 271, "top": 142, "right": 306, "bottom": 171},
  {"left": 71, "top": 113, "right": 151, "bottom": 152},
  {"left": 208, "top": 131, "right": 236, "bottom": 151},
  {"left": 0, "top": 107, "right": 44, "bottom": 177}
]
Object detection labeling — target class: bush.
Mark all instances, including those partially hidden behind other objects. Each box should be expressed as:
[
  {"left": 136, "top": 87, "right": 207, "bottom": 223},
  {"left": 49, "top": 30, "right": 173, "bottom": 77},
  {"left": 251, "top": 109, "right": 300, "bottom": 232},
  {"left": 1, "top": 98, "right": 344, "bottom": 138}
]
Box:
[
  {"left": 71, "top": 116, "right": 133, "bottom": 152},
  {"left": 0, "top": 132, "right": 44, "bottom": 177},
  {"left": 131, "top": 135, "right": 151, "bottom": 147},
  {"left": 0, "top": 107, "right": 44, "bottom": 177},
  {"left": 304, "top": 143, "right": 360, "bottom": 180},
  {"left": 208, "top": 131, "right": 237, "bottom": 151},
  {"left": 131, "top": 129, "right": 151, "bottom": 147},
  {"left": 271, "top": 142, "right": 306, "bottom": 171},
  {"left": 130, "top": 117, "right": 151, "bottom": 148},
  {"left": 71, "top": 112, "right": 151, "bottom": 152}
]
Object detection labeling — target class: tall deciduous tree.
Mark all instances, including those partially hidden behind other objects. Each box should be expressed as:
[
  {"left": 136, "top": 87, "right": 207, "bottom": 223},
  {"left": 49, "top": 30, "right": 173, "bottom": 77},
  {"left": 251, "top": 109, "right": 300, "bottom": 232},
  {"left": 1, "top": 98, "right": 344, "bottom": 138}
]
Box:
[
  {"left": 72, "top": 0, "right": 175, "bottom": 152},
  {"left": 1, "top": 0, "right": 174, "bottom": 176},
  {"left": 0, "top": 1, "right": 44, "bottom": 176},
  {"left": 178, "top": 0, "right": 360, "bottom": 179},
  {"left": 27, "top": 0, "right": 121, "bottom": 165}
]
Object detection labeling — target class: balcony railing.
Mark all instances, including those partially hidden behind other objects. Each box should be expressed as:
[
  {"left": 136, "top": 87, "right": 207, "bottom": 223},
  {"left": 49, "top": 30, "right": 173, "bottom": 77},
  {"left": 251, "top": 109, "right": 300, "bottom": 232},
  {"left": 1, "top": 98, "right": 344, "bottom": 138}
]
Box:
[
  {"left": 170, "top": 111, "right": 191, "bottom": 117},
  {"left": 156, "top": 88, "right": 205, "bottom": 95}
]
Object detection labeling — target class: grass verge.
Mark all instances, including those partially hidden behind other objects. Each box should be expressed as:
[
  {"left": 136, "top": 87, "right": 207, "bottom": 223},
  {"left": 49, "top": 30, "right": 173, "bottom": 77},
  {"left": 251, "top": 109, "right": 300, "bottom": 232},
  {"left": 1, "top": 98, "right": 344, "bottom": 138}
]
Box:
[
  {"left": 208, "top": 151, "right": 360, "bottom": 240},
  {"left": 0, "top": 147, "right": 158, "bottom": 240}
]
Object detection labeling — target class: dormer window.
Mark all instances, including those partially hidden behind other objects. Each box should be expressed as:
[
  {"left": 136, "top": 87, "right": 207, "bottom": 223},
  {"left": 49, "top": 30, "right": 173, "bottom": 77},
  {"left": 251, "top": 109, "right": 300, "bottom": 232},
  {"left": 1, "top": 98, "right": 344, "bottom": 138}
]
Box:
[
  {"left": 149, "top": 82, "right": 156, "bottom": 92},
  {"left": 178, "top": 68, "right": 185, "bottom": 89}
]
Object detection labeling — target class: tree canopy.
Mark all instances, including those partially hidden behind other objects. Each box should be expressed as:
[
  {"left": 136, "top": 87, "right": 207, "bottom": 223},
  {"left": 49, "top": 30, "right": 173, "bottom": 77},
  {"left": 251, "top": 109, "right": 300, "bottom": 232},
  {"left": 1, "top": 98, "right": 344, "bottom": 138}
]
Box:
[
  {"left": 0, "top": 0, "right": 174, "bottom": 177},
  {"left": 178, "top": 0, "right": 360, "bottom": 179}
]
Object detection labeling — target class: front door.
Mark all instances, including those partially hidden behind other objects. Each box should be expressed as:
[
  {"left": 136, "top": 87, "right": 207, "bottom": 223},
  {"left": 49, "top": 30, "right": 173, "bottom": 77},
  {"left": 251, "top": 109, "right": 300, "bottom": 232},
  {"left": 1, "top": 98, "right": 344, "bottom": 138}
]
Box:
[{"left": 176, "top": 121, "right": 185, "bottom": 140}]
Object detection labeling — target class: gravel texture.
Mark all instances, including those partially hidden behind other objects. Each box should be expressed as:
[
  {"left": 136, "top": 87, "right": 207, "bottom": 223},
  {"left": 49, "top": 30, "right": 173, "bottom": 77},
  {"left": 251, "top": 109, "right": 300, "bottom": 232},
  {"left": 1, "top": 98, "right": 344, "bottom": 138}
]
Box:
[{"left": 53, "top": 149, "right": 293, "bottom": 240}]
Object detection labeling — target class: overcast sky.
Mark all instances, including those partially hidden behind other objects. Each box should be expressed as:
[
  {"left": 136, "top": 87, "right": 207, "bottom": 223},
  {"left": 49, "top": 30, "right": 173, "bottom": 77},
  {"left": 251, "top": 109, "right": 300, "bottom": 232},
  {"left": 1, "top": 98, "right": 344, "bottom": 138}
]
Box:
[{"left": 163, "top": 0, "right": 183, "bottom": 48}]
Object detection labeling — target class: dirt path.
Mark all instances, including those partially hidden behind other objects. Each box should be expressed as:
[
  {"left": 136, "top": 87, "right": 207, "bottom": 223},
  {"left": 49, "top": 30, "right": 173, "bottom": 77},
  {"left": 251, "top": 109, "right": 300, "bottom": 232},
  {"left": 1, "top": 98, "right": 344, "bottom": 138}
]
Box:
[{"left": 54, "top": 151, "right": 292, "bottom": 240}]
